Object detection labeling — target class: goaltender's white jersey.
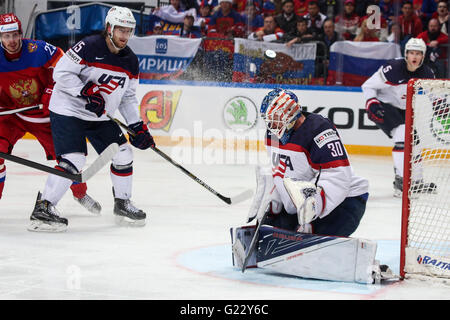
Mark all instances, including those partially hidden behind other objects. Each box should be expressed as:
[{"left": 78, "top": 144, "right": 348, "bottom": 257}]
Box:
[
  {"left": 49, "top": 34, "right": 141, "bottom": 124},
  {"left": 266, "top": 113, "right": 369, "bottom": 218},
  {"left": 361, "top": 58, "right": 435, "bottom": 110}
]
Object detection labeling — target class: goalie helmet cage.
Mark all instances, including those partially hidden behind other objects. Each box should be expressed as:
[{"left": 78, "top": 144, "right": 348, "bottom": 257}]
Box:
[{"left": 400, "top": 78, "right": 450, "bottom": 281}]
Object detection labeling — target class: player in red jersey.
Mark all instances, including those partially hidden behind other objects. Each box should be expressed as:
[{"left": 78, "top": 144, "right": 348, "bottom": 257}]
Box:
[{"left": 0, "top": 13, "right": 101, "bottom": 215}]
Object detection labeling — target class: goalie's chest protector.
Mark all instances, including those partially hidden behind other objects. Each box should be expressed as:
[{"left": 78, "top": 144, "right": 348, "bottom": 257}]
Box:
[{"left": 265, "top": 113, "right": 350, "bottom": 182}]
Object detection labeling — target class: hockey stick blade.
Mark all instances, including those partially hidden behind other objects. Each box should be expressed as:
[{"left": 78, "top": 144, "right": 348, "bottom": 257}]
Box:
[
  {"left": 220, "top": 189, "right": 253, "bottom": 205},
  {"left": 80, "top": 142, "right": 119, "bottom": 182},
  {"left": 0, "top": 143, "right": 118, "bottom": 183},
  {"left": 0, "top": 104, "right": 42, "bottom": 116}
]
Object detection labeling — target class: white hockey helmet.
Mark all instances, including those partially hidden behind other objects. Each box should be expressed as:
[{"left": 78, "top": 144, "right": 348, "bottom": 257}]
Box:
[
  {"left": 105, "top": 6, "right": 136, "bottom": 35},
  {"left": 404, "top": 38, "right": 427, "bottom": 66}
]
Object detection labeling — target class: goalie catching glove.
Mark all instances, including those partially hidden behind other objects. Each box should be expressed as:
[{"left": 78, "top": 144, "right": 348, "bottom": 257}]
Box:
[{"left": 283, "top": 177, "right": 324, "bottom": 226}]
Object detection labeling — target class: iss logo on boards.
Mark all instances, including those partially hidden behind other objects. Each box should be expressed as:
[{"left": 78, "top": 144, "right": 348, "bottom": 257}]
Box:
[{"left": 223, "top": 96, "right": 258, "bottom": 132}]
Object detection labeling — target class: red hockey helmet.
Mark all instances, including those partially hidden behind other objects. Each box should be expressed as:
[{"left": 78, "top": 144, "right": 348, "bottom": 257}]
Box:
[{"left": 0, "top": 13, "right": 22, "bottom": 34}]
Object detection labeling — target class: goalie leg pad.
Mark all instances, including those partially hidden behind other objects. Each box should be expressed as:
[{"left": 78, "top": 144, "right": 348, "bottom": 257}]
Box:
[
  {"left": 256, "top": 225, "right": 379, "bottom": 284},
  {"left": 230, "top": 226, "right": 257, "bottom": 269}
]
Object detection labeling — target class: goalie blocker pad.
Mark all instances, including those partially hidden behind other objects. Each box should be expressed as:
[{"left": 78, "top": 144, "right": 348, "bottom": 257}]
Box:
[{"left": 231, "top": 225, "right": 379, "bottom": 284}]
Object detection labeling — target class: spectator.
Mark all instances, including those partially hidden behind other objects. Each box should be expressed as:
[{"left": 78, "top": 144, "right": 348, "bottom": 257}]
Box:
[
  {"left": 261, "top": 0, "right": 277, "bottom": 16},
  {"left": 241, "top": 3, "right": 264, "bottom": 37},
  {"left": 432, "top": 0, "right": 449, "bottom": 34},
  {"left": 316, "top": 18, "right": 341, "bottom": 78},
  {"left": 304, "top": 1, "right": 327, "bottom": 34},
  {"left": 318, "top": 18, "right": 341, "bottom": 57},
  {"left": 397, "top": 1, "right": 424, "bottom": 39},
  {"left": 334, "top": 0, "right": 360, "bottom": 40},
  {"left": 233, "top": 0, "right": 248, "bottom": 13},
  {"left": 387, "top": 21, "right": 402, "bottom": 43},
  {"left": 275, "top": 0, "right": 298, "bottom": 34},
  {"left": 248, "top": 14, "right": 285, "bottom": 41},
  {"left": 282, "top": 16, "right": 317, "bottom": 47},
  {"left": 207, "top": 0, "right": 245, "bottom": 37},
  {"left": 196, "top": 3, "right": 213, "bottom": 35},
  {"left": 317, "top": 0, "right": 340, "bottom": 19},
  {"left": 153, "top": 0, "right": 197, "bottom": 24},
  {"left": 151, "top": 21, "right": 164, "bottom": 35},
  {"left": 421, "top": 0, "right": 440, "bottom": 26},
  {"left": 180, "top": 14, "right": 202, "bottom": 37},
  {"left": 293, "top": 0, "right": 309, "bottom": 17},
  {"left": 417, "top": 17, "right": 449, "bottom": 77},
  {"left": 354, "top": 18, "right": 380, "bottom": 41},
  {"left": 379, "top": 0, "right": 397, "bottom": 23}
]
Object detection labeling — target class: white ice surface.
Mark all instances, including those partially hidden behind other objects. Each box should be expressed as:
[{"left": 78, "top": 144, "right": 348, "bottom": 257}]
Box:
[{"left": 0, "top": 140, "right": 448, "bottom": 300}]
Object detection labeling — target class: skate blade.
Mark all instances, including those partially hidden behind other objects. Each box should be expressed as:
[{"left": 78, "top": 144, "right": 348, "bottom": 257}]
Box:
[
  {"left": 393, "top": 189, "right": 402, "bottom": 198},
  {"left": 73, "top": 197, "right": 102, "bottom": 215},
  {"left": 114, "top": 215, "right": 146, "bottom": 227},
  {"left": 27, "top": 220, "right": 67, "bottom": 233}
]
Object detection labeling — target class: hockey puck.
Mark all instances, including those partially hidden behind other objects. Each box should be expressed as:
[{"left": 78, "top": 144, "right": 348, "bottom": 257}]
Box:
[{"left": 264, "top": 49, "right": 276, "bottom": 60}]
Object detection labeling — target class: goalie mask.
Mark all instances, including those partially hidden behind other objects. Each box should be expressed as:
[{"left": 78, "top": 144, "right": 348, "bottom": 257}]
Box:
[{"left": 260, "top": 88, "right": 302, "bottom": 144}]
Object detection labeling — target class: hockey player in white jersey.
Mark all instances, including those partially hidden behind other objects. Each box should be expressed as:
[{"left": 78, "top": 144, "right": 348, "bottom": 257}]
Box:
[
  {"left": 28, "top": 6, "right": 155, "bottom": 232},
  {"left": 361, "top": 38, "right": 437, "bottom": 197},
  {"left": 231, "top": 88, "right": 395, "bottom": 284}
]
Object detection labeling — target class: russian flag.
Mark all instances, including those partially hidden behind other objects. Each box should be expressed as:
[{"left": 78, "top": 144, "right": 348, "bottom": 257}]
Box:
[{"left": 327, "top": 41, "right": 401, "bottom": 87}]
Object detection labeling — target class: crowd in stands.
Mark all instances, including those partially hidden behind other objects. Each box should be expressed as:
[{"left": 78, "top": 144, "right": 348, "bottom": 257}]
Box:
[{"left": 148, "top": 0, "right": 449, "bottom": 79}]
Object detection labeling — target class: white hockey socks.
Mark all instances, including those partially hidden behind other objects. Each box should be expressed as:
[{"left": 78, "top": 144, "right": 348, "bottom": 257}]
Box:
[{"left": 42, "top": 153, "right": 86, "bottom": 205}]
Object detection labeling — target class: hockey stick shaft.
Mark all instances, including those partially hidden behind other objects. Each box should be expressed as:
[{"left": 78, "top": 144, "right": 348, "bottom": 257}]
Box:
[
  {"left": 241, "top": 208, "right": 269, "bottom": 272},
  {"left": 0, "top": 143, "right": 118, "bottom": 183},
  {"left": 0, "top": 104, "right": 42, "bottom": 116},
  {"left": 107, "top": 115, "right": 252, "bottom": 205}
]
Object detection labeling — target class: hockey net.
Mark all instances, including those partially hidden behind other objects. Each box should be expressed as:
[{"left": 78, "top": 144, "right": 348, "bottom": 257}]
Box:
[{"left": 400, "top": 78, "right": 450, "bottom": 281}]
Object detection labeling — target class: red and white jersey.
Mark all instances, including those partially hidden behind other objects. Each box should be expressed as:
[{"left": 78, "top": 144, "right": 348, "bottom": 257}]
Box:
[
  {"left": 49, "top": 34, "right": 141, "bottom": 124},
  {"left": 361, "top": 58, "right": 435, "bottom": 110},
  {"left": 0, "top": 38, "right": 63, "bottom": 123},
  {"left": 266, "top": 113, "right": 369, "bottom": 218}
]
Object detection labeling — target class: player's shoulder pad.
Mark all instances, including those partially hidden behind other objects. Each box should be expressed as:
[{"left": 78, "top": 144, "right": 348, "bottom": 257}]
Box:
[
  {"left": 65, "top": 34, "right": 102, "bottom": 64},
  {"left": 379, "top": 58, "right": 406, "bottom": 84},
  {"left": 307, "top": 114, "right": 340, "bottom": 149},
  {"left": 21, "top": 38, "right": 60, "bottom": 66}
]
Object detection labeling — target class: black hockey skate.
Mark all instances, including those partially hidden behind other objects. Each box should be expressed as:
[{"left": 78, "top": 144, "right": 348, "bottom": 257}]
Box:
[
  {"left": 28, "top": 192, "right": 68, "bottom": 232},
  {"left": 393, "top": 175, "right": 403, "bottom": 198},
  {"left": 113, "top": 198, "right": 146, "bottom": 227},
  {"left": 73, "top": 194, "right": 102, "bottom": 215}
]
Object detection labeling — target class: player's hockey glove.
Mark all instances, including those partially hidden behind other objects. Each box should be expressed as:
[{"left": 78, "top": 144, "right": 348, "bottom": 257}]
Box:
[
  {"left": 40, "top": 87, "right": 53, "bottom": 112},
  {"left": 366, "top": 98, "right": 385, "bottom": 124},
  {"left": 129, "top": 121, "right": 155, "bottom": 150},
  {"left": 80, "top": 81, "right": 105, "bottom": 117}
]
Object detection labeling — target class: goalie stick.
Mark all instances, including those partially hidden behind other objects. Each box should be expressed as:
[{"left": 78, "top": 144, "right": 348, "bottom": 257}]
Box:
[
  {"left": 0, "top": 143, "right": 119, "bottom": 183},
  {"left": 0, "top": 104, "right": 43, "bottom": 116},
  {"left": 241, "top": 206, "right": 270, "bottom": 272},
  {"left": 106, "top": 114, "right": 253, "bottom": 205}
]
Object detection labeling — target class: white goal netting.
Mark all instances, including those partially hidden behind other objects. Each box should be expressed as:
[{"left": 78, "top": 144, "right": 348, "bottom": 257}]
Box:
[{"left": 402, "top": 79, "right": 450, "bottom": 280}]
